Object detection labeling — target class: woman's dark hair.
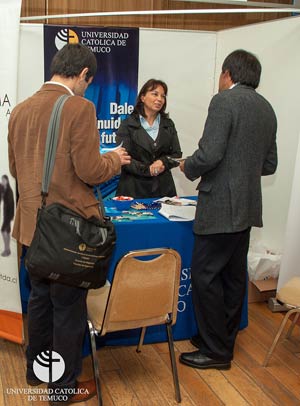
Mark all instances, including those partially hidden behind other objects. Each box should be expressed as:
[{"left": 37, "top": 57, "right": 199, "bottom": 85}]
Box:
[
  {"left": 1, "top": 175, "right": 14, "bottom": 220},
  {"left": 1, "top": 174, "right": 10, "bottom": 186},
  {"left": 134, "top": 79, "right": 168, "bottom": 118},
  {"left": 1, "top": 175, "right": 12, "bottom": 193},
  {"left": 222, "top": 49, "right": 261, "bottom": 89},
  {"left": 50, "top": 43, "right": 97, "bottom": 81}
]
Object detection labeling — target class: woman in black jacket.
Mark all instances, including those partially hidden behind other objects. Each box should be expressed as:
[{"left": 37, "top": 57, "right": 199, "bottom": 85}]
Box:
[
  {"left": 116, "top": 79, "right": 182, "bottom": 198},
  {"left": 1, "top": 175, "right": 15, "bottom": 257}
]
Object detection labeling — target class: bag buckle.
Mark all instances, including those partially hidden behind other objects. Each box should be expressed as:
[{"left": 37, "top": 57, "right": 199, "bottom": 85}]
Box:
[{"left": 41, "top": 192, "right": 48, "bottom": 208}]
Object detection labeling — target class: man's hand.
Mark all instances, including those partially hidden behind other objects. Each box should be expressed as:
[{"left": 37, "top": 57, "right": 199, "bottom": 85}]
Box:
[
  {"left": 114, "top": 147, "right": 131, "bottom": 166},
  {"left": 150, "top": 160, "right": 165, "bottom": 176},
  {"left": 179, "top": 160, "right": 185, "bottom": 173}
]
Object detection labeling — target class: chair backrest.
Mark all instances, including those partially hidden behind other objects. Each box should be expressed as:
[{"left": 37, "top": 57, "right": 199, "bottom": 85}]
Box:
[{"left": 100, "top": 248, "right": 181, "bottom": 336}]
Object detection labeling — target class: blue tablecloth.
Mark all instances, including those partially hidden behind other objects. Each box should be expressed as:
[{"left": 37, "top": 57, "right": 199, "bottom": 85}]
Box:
[{"left": 19, "top": 197, "right": 248, "bottom": 350}]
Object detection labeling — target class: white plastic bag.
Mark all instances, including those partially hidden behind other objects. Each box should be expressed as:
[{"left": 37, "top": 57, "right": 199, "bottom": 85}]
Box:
[{"left": 248, "top": 240, "right": 281, "bottom": 281}]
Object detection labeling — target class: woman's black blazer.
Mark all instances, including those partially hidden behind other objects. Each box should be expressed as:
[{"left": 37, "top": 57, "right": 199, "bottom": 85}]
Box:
[{"left": 116, "top": 113, "right": 182, "bottom": 198}]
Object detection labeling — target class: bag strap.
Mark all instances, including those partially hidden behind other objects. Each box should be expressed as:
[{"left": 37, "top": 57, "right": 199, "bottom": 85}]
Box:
[
  {"left": 95, "top": 186, "right": 108, "bottom": 218},
  {"left": 41, "top": 94, "right": 70, "bottom": 205},
  {"left": 41, "top": 94, "right": 108, "bottom": 218}
]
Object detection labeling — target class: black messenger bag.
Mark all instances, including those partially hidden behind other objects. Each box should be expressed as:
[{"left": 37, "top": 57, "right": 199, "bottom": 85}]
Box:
[{"left": 25, "top": 95, "right": 116, "bottom": 289}]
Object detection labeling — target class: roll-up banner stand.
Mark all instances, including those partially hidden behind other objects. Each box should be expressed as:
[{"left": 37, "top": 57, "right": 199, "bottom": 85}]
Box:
[
  {"left": 44, "top": 25, "right": 139, "bottom": 197},
  {"left": 0, "top": 0, "right": 23, "bottom": 344}
]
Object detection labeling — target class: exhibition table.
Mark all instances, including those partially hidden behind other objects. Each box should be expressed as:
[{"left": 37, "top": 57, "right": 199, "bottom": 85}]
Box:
[{"left": 19, "top": 197, "right": 248, "bottom": 348}]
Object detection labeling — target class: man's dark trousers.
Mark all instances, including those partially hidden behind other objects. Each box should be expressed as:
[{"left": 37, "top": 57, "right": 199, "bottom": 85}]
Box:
[
  {"left": 191, "top": 228, "right": 250, "bottom": 361},
  {"left": 26, "top": 275, "right": 88, "bottom": 390}
]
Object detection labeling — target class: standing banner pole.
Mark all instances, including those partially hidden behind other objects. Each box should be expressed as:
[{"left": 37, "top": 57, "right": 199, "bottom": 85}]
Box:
[{"left": 0, "top": 0, "right": 23, "bottom": 344}]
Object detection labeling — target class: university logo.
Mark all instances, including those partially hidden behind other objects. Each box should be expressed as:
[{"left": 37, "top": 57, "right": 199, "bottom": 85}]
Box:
[
  {"left": 33, "top": 350, "right": 65, "bottom": 383},
  {"left": 79, "top": 243, "right": 87, "bottom": 252},
  {"left": 55, "top": 28, "right": 79, "bottom": 50}
]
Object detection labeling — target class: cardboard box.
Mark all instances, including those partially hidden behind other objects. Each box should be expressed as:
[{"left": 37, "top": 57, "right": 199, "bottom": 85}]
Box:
[{"left": 248, "top": 278, "right": 278, "bottom": 303}]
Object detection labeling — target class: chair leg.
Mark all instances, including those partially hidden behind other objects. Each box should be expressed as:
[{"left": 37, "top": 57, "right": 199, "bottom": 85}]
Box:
[
  {"left": 263, "top": 308, "right": 299, "bottom": 367},
  {"left": 166, "top": 321, "right": 181, "bottom": 403},
  {"left": 87, "top": 320, "right": 103, "bottom": 406},
  {"left": 136, "top": 327, "right": 146, "bottom": 353},
  {"left": 286, "top": 311, "right": 300, "bottom": 339}
]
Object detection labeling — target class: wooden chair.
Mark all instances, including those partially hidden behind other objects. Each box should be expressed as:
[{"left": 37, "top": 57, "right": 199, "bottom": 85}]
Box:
[
  {"left": 87, "top": 248, "right": 182, "bottom": 405},
  {"left": 263, "top": 276, "right": 300, "bottom": 367}
]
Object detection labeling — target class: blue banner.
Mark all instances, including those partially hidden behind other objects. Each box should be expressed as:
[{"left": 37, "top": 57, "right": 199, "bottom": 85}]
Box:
[{"left": 44, "top": 25, "right": 139, "bottom": 197}]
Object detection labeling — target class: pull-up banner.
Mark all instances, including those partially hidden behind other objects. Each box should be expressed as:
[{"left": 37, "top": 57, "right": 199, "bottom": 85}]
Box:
[
  {"left": 0, "top": 0, "right": 23, "bottom": 344},
  {"left": 44, "top": 25, "right": 139, "bottom": 197}
]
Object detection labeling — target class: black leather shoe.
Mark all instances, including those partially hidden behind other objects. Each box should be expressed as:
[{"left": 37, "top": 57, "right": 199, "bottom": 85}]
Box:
[
  {"left": 179, "top": 350, "right": 231, "bottom": 370},
  {"left": 190, "top": 335, "right": 201, "bottom": 349}
]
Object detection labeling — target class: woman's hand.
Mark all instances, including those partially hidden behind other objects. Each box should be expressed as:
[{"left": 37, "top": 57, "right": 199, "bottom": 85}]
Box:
[{"left": 150, "top": 160, "right": 165, "bottom": 176}]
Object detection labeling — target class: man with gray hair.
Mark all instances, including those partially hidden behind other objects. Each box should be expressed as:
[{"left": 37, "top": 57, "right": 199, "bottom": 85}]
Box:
[{"left": 180, "top": 49, "right": 277, "bottom": 370}]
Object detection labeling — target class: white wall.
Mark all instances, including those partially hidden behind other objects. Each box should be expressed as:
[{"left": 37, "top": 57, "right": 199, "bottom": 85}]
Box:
[
  {"left": 216, "top": 16, "right": 300, "bottom": 252},
  {"left": 278, "top": 133, "right": 300, "bottom": 288},
  {"left": 139, "top": 29, "right": 216, "bottom": 196}
]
